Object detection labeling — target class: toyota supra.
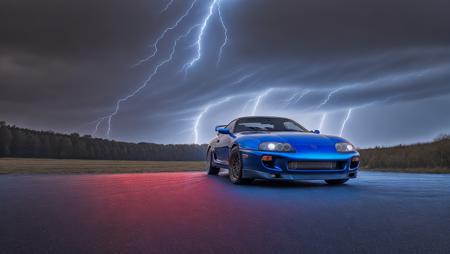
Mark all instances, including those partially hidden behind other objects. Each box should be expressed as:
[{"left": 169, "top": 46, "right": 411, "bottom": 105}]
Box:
[{"left": 206, "top": 116, "right": 360, "bottom": 184}]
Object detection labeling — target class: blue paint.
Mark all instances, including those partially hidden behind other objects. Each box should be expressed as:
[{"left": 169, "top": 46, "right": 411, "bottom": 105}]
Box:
[{"left": 208, "top": 116, "right": 359, "bottom": 181}]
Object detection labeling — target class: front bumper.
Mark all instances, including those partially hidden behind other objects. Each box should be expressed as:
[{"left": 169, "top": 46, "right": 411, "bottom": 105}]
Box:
[{"left": 240, "top": 149, "right": 359, "bottom": 181}]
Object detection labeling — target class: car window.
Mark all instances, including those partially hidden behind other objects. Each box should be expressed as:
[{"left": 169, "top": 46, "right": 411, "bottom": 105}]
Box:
[
  {"left": 283, "top": 121, "right": 304, "bottom": 131},
  {"left": 225, "top": 120, "right": 236, "bottom": 132},
  {"left": 234, "top": 117, "right": 307, "bottom": 132},
  {"left": 237, "top": 122, "right": 274, "bottom": 131}
]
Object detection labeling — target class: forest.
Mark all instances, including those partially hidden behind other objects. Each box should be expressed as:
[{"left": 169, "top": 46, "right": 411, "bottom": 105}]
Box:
[
  {"left": 359, "top": 134, "right": 450, "bottom": 170},
  {"left": 0, "top": 121, "right": 207, "bottom": 161}
]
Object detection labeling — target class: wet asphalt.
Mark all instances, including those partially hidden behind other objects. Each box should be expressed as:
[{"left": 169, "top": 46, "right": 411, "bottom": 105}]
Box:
[{"left": 1, "top": 171, "right": 449, "bottom": 254}]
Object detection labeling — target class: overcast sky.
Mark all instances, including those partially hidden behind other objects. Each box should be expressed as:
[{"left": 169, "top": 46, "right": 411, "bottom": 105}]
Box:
[{"left": 1, "top": 0, "right": 450, "bottom": 147}]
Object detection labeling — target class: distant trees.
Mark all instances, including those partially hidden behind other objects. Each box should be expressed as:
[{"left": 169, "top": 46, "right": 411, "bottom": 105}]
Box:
[
  {"left": 359, "top": 135, "right": 450, "bottom": 169},
  {"left": 0, "top": 122, "right": 207, "bottom": 161},
  {"left": 0, "top": 121, "right": 13, "bottom": 156}
]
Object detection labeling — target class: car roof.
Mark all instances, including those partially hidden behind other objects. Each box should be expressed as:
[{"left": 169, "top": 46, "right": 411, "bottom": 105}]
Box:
[{"left": 232, "top": 116, "right": 295, "bottom": 122}]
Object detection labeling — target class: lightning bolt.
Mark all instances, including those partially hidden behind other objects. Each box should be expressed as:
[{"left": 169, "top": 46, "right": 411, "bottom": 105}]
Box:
[
  {"left": 285, "top": 89, "right": 310, "bottom": 107},
  {"left": 317, "top": 87, "right": 343, "bottom": 109},
  {"left": 193, "top": 86, "right": 286, "bottom": 144},
  {"left": 193, "top": 96, "right": 233, "bottom": 144},
  {"left": 241, "top": 98, "right": 256, "bottom": 116},
  {"left": 284, "top": 90, "right": 301, "bottom": 107},
  {"left": 133, "top": 0, "right": 198, "bottom": 67},
  {"left": 229, "top": 71, "right": 258, "bottom": 86},
  {"left": 92, "top": 116, "right": 108, "bottom": 136},
  {"left": 319, "top": 113, "right": 327, "bottom": 131},
  {"left": 160, "top": 0, "right": 175, "bottom": 14},
  {"left": 251, "top": 88, "right": 272, "bottom": 116},
  {"left": 294, "top": 90, "right": 310, "bottom": 104},
  {"left": 92, "top": 0, "right": 229, "bottom": 138},
  {"left": 216, "top": 0, "right": 229, "bottom": 65},
  {"left": 94, "top": 25, "right": 200, "bottom": 137},
  {"left": 183, "top": 0, "right": 220, "bottom": 70},
  {"left": 193, "top": 72, "right": 260, "bottom": 143},
  {"left": 193, "top": 85, "right": 359, "bottom": 143},
  {"left": 339, "top": 108, "right": 353, "bottom": 137}
]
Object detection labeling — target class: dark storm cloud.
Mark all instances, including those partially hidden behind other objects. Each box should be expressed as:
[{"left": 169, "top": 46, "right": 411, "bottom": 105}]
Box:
[
  {"left": 1, "top": 0, "right": 449, "bottom": 145},
  {"left": 229, "top": 0, "right": 450, "bottom": 60},
  {"left": 0, "top": 0, "right": 165, "bottom": 58}
]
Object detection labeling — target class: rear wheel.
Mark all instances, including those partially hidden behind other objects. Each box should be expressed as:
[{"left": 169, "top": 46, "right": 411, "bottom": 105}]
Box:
[
  {"left": 229, "top": 146, "right": 253, "bottom": 184},
  {"left": 325, "top": 179, "right": 349, "bottom": 185},
  {"left": 206, "top": 150, "right": 220, "bottom": 175}
]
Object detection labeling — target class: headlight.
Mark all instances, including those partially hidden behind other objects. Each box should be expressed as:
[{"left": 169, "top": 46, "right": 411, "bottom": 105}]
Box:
[
  {"left": 335, "top": 142, "right": 355, "bottom": 152},
  {"left": 259, "top": 142, "right": 295, "bottom": 152}
]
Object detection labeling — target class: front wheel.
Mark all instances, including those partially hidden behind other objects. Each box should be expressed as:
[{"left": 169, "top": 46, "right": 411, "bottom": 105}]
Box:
[
  {"left": 228, "top": 146, "right": 253, "bottom": 184},
  {"left": 325, "top": 179, "right": 349, "bottom": 185},
  {"left": 206, "top": 150, "right": 220, "bottom": 175}
]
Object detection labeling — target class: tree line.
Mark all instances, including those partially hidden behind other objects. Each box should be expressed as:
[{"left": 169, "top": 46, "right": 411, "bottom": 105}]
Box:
[
  {"left": 0, "top": 121, "right": 207, "bottom": 161},
  {"left": 359, "top": 134, "right": 450, "bottom": 169}
]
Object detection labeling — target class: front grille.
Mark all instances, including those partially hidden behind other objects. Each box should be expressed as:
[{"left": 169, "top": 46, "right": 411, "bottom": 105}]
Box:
[{"left": 288, "top": 161, "right": 342, "bottom": 170}]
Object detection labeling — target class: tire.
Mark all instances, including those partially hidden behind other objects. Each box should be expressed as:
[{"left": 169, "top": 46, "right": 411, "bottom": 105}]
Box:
[
  {"left": 228, "top": 146, "right": 253, "bottom": 184},
  {"left": 325, "top": 179, "right": 349, "bottom": 185},
  {"left": 206, "top": 149, "right": 220, "bottom": 175}
]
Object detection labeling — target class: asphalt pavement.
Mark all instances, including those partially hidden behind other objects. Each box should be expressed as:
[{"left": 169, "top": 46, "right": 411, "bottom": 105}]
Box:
[{"left": 1, "top": 171, "right": 449, "bottom": 254}]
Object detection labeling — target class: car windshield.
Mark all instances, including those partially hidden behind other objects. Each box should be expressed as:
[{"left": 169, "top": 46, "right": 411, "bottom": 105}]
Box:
[{"left": 234, "top": 117, "right": 308, "bottom": 133}]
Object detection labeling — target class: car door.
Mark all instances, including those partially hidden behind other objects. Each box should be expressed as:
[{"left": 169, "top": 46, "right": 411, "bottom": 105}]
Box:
[{"left": 215, "top": 120, "right": 236, "bottom": 164}]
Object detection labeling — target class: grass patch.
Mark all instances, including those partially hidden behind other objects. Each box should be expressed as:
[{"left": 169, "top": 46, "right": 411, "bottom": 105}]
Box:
[
  {"left": 0, "top": 158, "right": 205, "bottom": 174},
  {"left": 1, "top": 158, "right": 449, "bottom": 175}
]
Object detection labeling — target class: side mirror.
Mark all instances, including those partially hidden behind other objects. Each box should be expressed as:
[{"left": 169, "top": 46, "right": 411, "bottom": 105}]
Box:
[
  {"left": 217, "top": 128, "right": 231, "bottom": 135},
  {"left": 215, "top": 125, "right": 226, "bottom": 131},
  {"left": 313, "top": 130, "right": 320, "bottom": 134}
]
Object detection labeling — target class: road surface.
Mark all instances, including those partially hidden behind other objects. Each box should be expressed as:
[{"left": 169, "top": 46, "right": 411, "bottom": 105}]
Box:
[{"left": 1, "top": 171, "right": 449, "bottom": 254}]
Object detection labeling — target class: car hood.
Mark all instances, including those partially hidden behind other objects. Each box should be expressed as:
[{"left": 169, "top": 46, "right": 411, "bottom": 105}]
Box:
[{"left": 236, "top": 131, "right": 349, "bottom": 152}]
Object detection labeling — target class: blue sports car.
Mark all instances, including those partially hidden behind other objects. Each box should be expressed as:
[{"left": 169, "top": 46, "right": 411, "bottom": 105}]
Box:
[{"left": 206, "top": 116, "right": 360, "bottom": 184}]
